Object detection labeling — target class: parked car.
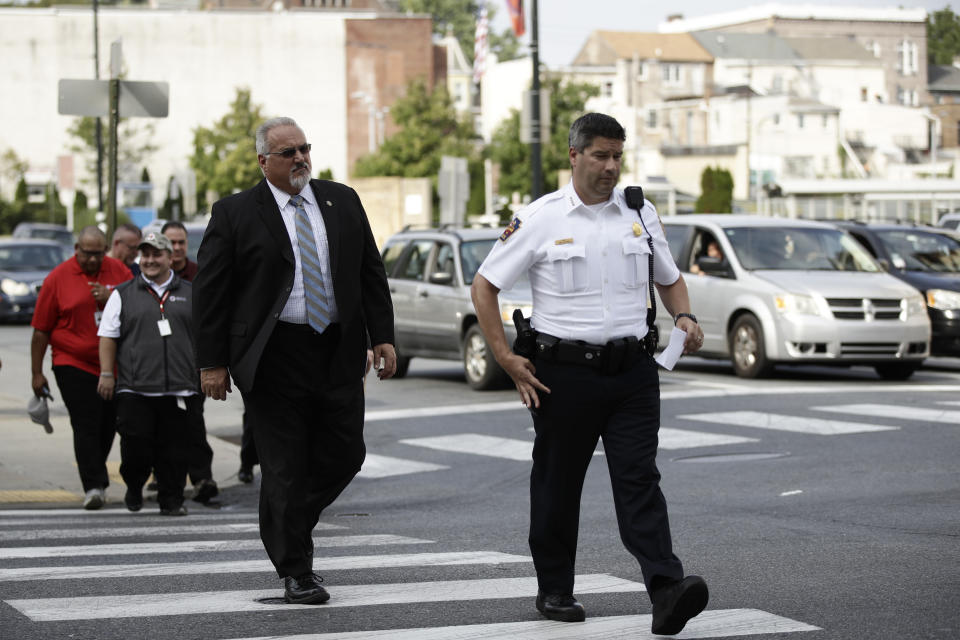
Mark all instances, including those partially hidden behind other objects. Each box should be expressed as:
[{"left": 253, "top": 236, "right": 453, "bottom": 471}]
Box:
[
  {"left": 834, "top": 222, "right": 960, "bottom": 357},
  {"left": 381, "top": 226, "right": 531, "bottom": 389},
  {"left": 0, "top": 239, "right": 67, "bottom": 323},
  {"left": 658, "top": 215, "right": 930, "bottom": 379},
  {"left": 937, "top": 212, "right": 960, "bottom": 230},
  {"left": 12, "top": 222, "right": 74, "bottom": 253}
]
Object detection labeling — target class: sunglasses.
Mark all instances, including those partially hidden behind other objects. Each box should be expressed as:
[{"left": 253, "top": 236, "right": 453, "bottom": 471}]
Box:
[{"left": 264, "top": 143, "right": 312, "bottom": 159}]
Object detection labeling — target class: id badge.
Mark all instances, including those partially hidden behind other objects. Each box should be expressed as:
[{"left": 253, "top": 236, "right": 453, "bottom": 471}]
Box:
[
  {"left": 94, "top": 311, "right": 103, "bottom": 326},
  {"left": 157, "top": 318, "right": 172, "bottom": 336}
]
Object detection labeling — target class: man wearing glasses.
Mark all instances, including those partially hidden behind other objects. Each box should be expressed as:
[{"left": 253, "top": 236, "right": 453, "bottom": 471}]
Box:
[
  {"left": 30, "top": 226, "right": 134, "bottom": 509},
  {"left": 193, "top": 117, "right": 397, "bottom": 604}
]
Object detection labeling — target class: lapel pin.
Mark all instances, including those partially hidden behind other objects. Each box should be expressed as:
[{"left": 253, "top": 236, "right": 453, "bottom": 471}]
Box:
[{"left": 326, "top": 200, "right": 333, "bottom": 207}]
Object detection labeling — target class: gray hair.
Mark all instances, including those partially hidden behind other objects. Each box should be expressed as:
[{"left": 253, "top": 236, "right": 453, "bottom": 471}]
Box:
[
  {"left": 568, "top": 113, "right": 625, "bottom": 153},
  {"left": 77, "top": 225, "right": 106, "bottom": 244},
  {"left": 255, "top": 117, "right": 301, "bottom": 154}
]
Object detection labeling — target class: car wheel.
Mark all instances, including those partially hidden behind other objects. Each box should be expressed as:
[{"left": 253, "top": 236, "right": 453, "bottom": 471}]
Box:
[
  {"left": 729, "top": 314, "right": 773, "bottom": 378},
  {"left": 463, "top": 325, "right": 506, "bottom": 390},
  {"left": 394, "top": 354, "right": 411, "bottom": 379},
  {"left": 874, "top": 363, "right": 920, "bottom": 380}
]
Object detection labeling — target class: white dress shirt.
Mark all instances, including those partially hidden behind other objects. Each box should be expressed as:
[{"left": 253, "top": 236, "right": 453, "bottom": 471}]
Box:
[
  {"left": 266, "top": 180, "right": 340, "bottom": 325},
  {"left": 478, "top": 181, "right": 680, "bottom": 344}
]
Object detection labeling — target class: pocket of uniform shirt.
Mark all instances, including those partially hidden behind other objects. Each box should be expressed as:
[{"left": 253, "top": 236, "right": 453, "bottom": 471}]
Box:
[
  {"left": 546, "top": 243, "right": 587, "bottom": 293},
  {"left": 621, "top": 237, "right": 651, "bottom": 289}
]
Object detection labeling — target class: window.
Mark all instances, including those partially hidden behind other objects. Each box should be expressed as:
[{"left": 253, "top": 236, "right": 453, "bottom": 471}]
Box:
[
  {"left": 661, "top": 64, "right": 681, "bottom": 85},
  {"left": 397, "top": 240, "right": 435, "bottom": 281},
  {"left": 797, "top": 114, "right": 805, "bottom": 129},
  {"left": 861, "top": 87, "right": 868, "bottom": 102},
  {"left": 602, "top": 81, "right": 613, "bottom": 98},
  {"left": 647, "top": 109, "right": 658, "bottom": 128},
  {"left": 636, "top": 62, "right": 648, "bottom": 81},
  {"left": 897, "top": 39, "right": 919, "bottom": 76},
  {"left": 822, "top": 114, "right": 829, "bottom": 128},
  {"left": 380, "top": 241, "right": 408, "bottom": 277},
  {"left": 429, "top": 243, "right": 456, "bottom": 284},
  {"left": 663, "top": 225, "right": 692, "bottom": 265}
]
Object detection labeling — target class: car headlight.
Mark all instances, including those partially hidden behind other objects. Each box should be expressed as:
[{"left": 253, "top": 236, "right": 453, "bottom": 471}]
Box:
[
  {"left": 500, "top": 303, "right": 533, "bottom": 325},
  {"left": 925, "top": 289, "right": 960, "bottom": 311},
  {"left": 1, "top": 278, "right": 30, "bottom": 297},
  {"left": 774, "top": 293, "right": 820, "bottom": 316}
]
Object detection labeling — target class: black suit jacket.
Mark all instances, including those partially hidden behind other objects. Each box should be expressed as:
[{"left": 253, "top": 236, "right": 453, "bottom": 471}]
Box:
[{"left": 192, "top": 178, "right": 394, "bottom": 393}]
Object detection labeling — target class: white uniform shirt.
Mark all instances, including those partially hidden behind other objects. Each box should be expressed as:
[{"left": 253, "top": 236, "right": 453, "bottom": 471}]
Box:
[
  {"left": 478, "top": 181, "right": 680, "bottom": 344},
  {"left": 266, "top": 180, "right": 340, "bottom": 325}
]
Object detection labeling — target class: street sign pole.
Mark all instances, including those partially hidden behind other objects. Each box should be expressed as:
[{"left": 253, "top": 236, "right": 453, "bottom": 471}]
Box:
[{"left": 107, "top": 77, "right": 119, "bottom": 234}]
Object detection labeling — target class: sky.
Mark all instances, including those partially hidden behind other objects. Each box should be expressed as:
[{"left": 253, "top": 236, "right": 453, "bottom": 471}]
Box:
[{"left": 488, "top": 0, "right": 953, "bottom": 67}]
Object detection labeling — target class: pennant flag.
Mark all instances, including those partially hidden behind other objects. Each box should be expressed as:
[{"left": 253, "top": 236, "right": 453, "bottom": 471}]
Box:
[
  {"left": 474, "top": 3, "right": 489, "bottom": 84},
  {"left": 505, "top": 0, "right": 525, "bottom": 37}
]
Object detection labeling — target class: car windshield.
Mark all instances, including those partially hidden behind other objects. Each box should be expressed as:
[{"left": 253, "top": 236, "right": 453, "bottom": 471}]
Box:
[
  {"left": 0, "top": 245, "right": 64, "bottom": 271},
  {"left": 724, "top": 227, "right": 880, "bottom": 272},
  {"left": 873, "top": 229, "right": 960, "bottom": 273}
]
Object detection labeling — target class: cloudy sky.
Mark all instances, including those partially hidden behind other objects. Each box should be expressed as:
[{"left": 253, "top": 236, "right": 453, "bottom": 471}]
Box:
[{"left": 488, "top": 1, "right": 951, "bottom": 67}]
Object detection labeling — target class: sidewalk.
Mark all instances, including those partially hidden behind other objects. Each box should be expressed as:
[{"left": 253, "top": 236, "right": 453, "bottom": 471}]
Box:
[{"left": 0, "top": 387, "right": 247, "bottom": 509}]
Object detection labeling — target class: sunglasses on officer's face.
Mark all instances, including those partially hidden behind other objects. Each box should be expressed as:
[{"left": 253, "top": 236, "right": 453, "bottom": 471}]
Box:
[{"left": 264, "top": 143, "right": 312, "bottom": 159}]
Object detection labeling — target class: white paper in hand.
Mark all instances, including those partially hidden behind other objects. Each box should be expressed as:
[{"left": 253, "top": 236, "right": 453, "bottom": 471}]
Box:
[{"left": 654, "top": 327, "right": 687, "bottom": 371}]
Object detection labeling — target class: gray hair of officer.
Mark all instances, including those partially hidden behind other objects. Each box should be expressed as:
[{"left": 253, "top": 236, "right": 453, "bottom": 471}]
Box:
[
  {"left": 255, "top": 117, "right": 301, "bottom": 155},
  {"left": 568, "top": 113, "right": 626, "bottom": 153}
]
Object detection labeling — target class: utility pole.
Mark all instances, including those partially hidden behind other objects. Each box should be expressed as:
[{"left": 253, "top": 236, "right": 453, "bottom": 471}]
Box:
[
  {"left": 93, "top": 0, "right": 104, "bottom": 213},
  {"left": 107, "top": 41, "right": 121, "bottom": 235},
  {"left": 529, "top": 0, "right": 543, "bottom": 199}
]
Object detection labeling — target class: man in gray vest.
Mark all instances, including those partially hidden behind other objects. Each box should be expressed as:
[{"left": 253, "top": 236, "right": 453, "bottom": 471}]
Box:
[{"left": 97, "top": 231, "right": 199, "bottom": 516}]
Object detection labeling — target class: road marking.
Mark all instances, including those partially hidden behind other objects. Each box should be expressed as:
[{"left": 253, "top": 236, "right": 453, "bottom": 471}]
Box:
[
  {"left": 357, "top": 453, "right": 449, "bottom": 478},
  {"left": 679, "top": 411, "right": 899, "bottom": 435},
  {"left": 0, "top": 534, "right": 432, "bottom": 559},
  {"left": 0, "top": 508, "right": 259, "bottom": 519},
  {"left": 5, "top": 573, "right": 641, "bottom": 621},
  {"left": 367, "top": 401, "right": 520, "bottom": 422},
  {"left": 225, "top": 609, "right": 820, "bottom": 639},
  {"left": 401, "top": 434, "right": 533, "bottom": 461},
  {"left": 0, "top": 513, "right": 259, "bottom": 526},
  {"left": 0, "top": 551, "right": 530, "bottom": 582},
  {"left": 658, "top": 428, "right": 759, "bottom": 449},
  {"left": 0, "top": 522, "right": 344, "bottom": 541},
  {"left": 813, "top": 403, "right": 960, "bottom": 424}
]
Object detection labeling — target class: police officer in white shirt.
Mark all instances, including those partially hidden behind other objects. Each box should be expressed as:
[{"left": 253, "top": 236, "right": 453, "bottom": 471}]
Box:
[{"left": 471, "top": 113, "right": 707, "bottom": 636}]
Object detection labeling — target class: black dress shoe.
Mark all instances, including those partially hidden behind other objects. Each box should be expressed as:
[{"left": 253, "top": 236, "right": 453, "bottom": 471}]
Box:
[
  {"left": 159, "top": 504, "right": 188, "bottom": 516},
  {"left": 124, "top": 486, "right": 143, "bottom": 512},
  {"left": 651, "top": 575, "right": 709, "bottom": 635},
  {"left": 192, "top": 478, "right": 219, "bottom": 504},
  {"left": 535, "top": 591, "right": 585, "bottom": 622},
  {"left": 237, "top": 466, "right": 254, "bottom": 484},
  {"left": 284, "top": 573, "right": 330, "bottom": 605}
]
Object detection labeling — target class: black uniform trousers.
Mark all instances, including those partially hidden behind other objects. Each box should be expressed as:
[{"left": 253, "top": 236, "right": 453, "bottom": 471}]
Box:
[
  {"left": 528, "top": 353, "right": 684, "bottom": 595},
  {"left": 52, "top": 365, "right": 116, "bottom": 492},
  {"left": 242, "top": 322, "right": 365, "bottom": 579},
  {"left": 115, "top": 393, "right": 195, "bottom": 510}
]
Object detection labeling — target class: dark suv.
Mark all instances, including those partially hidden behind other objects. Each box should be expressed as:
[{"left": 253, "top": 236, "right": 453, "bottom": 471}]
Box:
[
  {"left": 381, "top": 226, "right": 531, "bottom": 389},
  {"left": 836, "top": 222, "right": 960, "bottom": 356}
]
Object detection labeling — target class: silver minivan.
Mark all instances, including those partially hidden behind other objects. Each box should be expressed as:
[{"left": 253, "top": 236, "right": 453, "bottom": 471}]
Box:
[{"left": 658, "top": 215, "right": 930, "bottom": 379}]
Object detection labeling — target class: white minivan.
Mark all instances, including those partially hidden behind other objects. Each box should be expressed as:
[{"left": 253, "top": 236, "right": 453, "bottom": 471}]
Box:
[{"left": 657, "top": 215, "right": 930, "bottom": 379}]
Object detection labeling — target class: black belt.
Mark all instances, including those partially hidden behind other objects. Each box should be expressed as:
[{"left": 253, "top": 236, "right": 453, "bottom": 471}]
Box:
[{"left": 534, "top": 332, "right": 647, "bottom": 375}]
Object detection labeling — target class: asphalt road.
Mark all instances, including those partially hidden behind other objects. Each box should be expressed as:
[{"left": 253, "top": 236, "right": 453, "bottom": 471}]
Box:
[{"left": 0, "top": 324, "right": 958, "bottom": 639}]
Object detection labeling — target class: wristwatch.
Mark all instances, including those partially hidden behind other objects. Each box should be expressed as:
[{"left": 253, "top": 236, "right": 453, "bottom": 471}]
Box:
[{"left": 675, "top": 312, "right": 698, "bottom": 325}]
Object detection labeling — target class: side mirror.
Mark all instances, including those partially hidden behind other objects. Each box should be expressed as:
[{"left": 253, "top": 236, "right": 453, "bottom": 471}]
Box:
[
  {"left": 877, "top": 258, "right": 891, "bottom": 272},
  {"left": 696, "top": 256, "right": 733, "bottom": 278},
  {"left": 429, "top": 271, "right": 454, "bottom": 285}
]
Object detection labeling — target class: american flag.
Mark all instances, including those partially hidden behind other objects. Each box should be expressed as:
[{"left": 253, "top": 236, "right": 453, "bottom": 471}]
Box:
[
  {"left": 505, "top": 0, "right": 524, "bottom": 37},
  {"left": 473, "top": 3, "right": 489, "bottom": 84}
]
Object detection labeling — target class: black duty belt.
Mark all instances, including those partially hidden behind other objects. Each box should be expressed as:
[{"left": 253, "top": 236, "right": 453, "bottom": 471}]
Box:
[{"left": 534, "top": 332, "right": 649, "bottom": 375}]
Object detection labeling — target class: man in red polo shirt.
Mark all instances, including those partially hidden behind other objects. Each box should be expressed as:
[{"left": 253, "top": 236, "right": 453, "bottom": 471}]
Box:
[{"left": 30, "top": 225, "right": 134, "bottom": 509}]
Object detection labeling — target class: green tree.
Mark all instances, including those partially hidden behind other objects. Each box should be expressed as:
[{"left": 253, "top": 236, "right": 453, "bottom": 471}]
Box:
[
  {"left": 928, "top": 7, "right": 960, "bottom": 64},
  {"left": 488, "top": 76, "right": 600, "bottom": 205},
  {"left": 695, "top": 167, "right": 733, "bottom": 213},
  {"left": 190, "top": 87, "right": 267, "bottom": 212},
  {"left": 399, "top": 0, "right": 521, "bottom": 62},
  {"left": 65, "top": 116, "right": 158, "bottom": 192}
]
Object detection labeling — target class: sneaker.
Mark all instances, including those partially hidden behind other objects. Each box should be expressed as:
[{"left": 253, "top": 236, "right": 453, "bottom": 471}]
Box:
[
  {"left": 192, "top": 478, "right": 219, "bottom": 504},
  {"left": 82, "top": 488, "right": 105, "bottom": 510}
]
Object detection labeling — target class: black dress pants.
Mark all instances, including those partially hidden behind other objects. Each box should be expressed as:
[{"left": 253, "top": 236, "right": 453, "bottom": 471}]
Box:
[
  {"left": 528, "top": 354, "right": 684, "bottom": 595},
  {"left": 115, "top": 393, "right": 194, "bottom": 510},
  {"left": 243, "top": 322, "right": 365, "bottom": 579},
  {"left": 185, "top": 397, "right": 215, "bottom": 485},
  {"left": 239, "top": 408, "right": 259, "bottom": 469},
  {"left": 52, "top": 365, "right": 116, "bottom": 492}
]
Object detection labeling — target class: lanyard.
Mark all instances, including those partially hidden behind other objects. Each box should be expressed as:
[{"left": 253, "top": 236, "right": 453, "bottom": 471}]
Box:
[{"left": 146, "top": 287, "right": 171, "bottom": 318}]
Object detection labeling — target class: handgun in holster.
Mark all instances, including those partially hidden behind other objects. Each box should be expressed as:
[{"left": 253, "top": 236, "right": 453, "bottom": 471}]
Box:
[{"left": 512, "top": 309, "right": 538, "bottom": 359}]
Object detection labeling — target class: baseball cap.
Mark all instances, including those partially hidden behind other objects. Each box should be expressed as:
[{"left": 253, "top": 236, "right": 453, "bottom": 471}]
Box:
[
  {"left": 27, "top": 395, "right": 54, "bottom": 434},
  {"left": 139, "top": 231, "right": 172, "bottom": 252}
]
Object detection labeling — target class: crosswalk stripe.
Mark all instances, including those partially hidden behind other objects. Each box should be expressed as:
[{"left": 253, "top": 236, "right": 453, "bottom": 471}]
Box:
[
  {"left": 679, "top": 411, "right": 899, "bottom": 435},
  {"left": 0, "top": 522, "right": 339, "bottom": 541},
  {"left": 401, "top": 434, "right": 533, "bottom": 461},
  {"left": 658, "top": 428, "right": 759, "bottom": 450},
  {"left": 5, "top": 573, "right": 641, "bottom": 622},
  {"left": 225, "top": 609, "right": 820, "bottom": 639},
  {"left": 0, "top": 551, "right": 530, "bottom": 582},
  {"left": 813, "top": 403, "right": 960, "bottom": 424},
  {"left": 0, "top": 534, "right": 432, "bottom": 560},
  {"left": 0, "top": 514, "right": 262, "bottom": 527},
  {"left": 357, "top": 453, "right": 449, "bottom": 479},
  {"left": 367, "top": 402, "right": 519, "bottom": 422},
  {"left": 0, "top": 508, "right": 258, "bottom": 519}
]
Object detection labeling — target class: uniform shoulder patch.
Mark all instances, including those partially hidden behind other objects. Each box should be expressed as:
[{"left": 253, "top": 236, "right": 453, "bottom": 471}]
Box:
[{"left": 499, "top": 217, "right": 522, "bottom": 242}]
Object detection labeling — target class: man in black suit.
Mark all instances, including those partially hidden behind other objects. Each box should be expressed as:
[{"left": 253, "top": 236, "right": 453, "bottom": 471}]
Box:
[{"left": 193, "top": 116, "right": 397, "bottom": 604}]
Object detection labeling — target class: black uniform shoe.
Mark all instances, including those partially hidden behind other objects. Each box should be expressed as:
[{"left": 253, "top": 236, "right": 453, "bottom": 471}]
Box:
[
  {"left": 535, "top": 591, "right": 586, "bottom": 622},
  {"left": 237, "top": 466, "right": 254, "bottom": 484},
  {"left": 159, "top": 504, "right": 188, "bottom": 516},
  {"left": 192, "top": 478, "right": 219, "bottom": 504},
  {"left": 284, "top": 573, "right": 330, "bottom": 605},
  {"left": 651, "top": 575, "right": 709, "bottom": 635},
  {"left": 124, "top": 486, "right": 143, "bottom": 512}
]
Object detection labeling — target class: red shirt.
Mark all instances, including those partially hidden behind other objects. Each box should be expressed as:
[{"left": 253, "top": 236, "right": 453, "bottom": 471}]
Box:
[
  {"left": 175, "top": 259, "right": 199, "bottom": 282},
  {"left": 31, "top": 255, "right": 133, "bottom": 375}
]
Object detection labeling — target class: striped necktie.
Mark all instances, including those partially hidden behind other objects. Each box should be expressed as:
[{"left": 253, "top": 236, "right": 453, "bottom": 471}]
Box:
[{"left": 289, "top": 194, "right": 330, "bottom": 332}]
